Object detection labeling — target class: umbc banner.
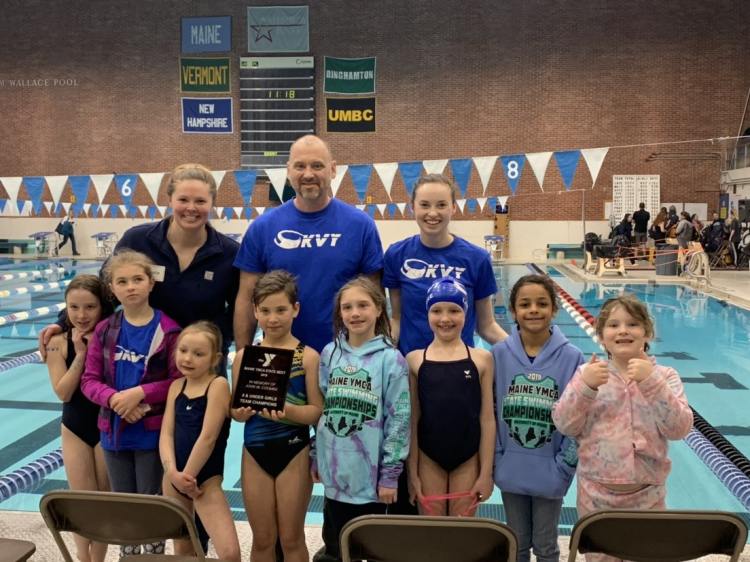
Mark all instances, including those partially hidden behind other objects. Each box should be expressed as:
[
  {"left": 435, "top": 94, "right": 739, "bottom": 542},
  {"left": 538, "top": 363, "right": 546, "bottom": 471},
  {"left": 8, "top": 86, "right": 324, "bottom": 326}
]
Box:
[
  {"left": 326, "top": 97, "right": 375, "bottom": 133},
  {"left": 182, "top": 98, "right": 233, "bottom": 133},
  {"left": 324, "top": 57, "right": 376, "bottom": 94}
]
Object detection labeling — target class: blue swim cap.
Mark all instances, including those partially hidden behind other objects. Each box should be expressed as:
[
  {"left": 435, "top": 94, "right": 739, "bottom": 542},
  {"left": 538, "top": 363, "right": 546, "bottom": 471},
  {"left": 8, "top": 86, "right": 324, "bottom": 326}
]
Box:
[{"left": 425, "top": 277, "right": 468, "bottom": 312}]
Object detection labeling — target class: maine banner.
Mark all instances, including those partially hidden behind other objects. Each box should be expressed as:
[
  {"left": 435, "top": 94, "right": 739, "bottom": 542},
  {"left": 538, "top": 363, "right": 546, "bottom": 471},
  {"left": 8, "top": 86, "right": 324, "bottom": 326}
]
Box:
[{"left": 324, "top": 57, "right": 376, "bottom": 94}]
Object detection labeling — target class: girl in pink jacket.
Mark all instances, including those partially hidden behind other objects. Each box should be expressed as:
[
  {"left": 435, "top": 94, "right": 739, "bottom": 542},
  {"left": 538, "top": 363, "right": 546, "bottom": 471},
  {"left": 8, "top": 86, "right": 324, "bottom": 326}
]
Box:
[{"left": 552, "top": 294, "right": 692, "bottom": 561}]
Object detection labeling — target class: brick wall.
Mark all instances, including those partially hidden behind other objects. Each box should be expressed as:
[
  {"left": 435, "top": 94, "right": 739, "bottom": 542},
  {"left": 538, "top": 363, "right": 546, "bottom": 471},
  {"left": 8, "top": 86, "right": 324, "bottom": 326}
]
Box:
[{"left": 0, "top": 0, "right": 746, "bottom": 219}]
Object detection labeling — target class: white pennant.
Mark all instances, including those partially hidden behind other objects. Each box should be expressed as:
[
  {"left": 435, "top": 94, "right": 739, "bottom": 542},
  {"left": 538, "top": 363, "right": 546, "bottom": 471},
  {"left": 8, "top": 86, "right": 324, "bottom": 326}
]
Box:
[
  {"left": 140, "top": 172, "right": 164, "bottom": 205},
  {"left": 472, "top": 156, "right": 498, "bottom": 194},
  {"left": 62, "top": 202, "right": 71, "bottom": 213},
  {"left": 356, "top": 204, "right": 366, "bottom": 211},
  {"left": 422, "top": 159, "right": 448, "bottom": 175},
  {"left": 212, "top": 170, "right": 227, "bottom": 191},
  {"left": 265, "top": 168, "right": 288, "bottom": 201},
  {"left": 119, "top": 204, "right": 129, "bottom": 217},
  {"left": 581, "top": 147, "right": 609, "bottom": 186},
  {"left": 83, "top": 203, "right": 91, "bottom": 215},
  {"left": 255, "top": 206, "right": 266, "bottom": 216},
  {"left": 215, "top": 207, "right": 224, "bottom": 220},
  {"left": 525, "top": 151, "right": 553, "bottom": 192},
  {"left": 46, "top": 175, "right": 67, "bottom": 205},
  {"left": 100, "top": 204, "right": 110, "bottom": 216},
  {"left": 0, "top": 177, "right": 23, "bottom": 206},
  {"left": 477, "top": 197, "right": 487, "bottom": 211},
  {"left": 10, "top": 323, "right": 19, "bottom": 337},
  {"left": 158, "top": 205, "right": 169, "bottom": 216},
  {"left": 138, "top": 205, "right": 149, "bottom": 217},
  {"left": 331, "top": 164, "right": 348, "bottom": 198},
  {"left": 497, "top": 196, "right": 509, "bottom": 210},
  {"left": 233, "top": 207, "right": 245, "bottom": 220},
  {"left": 20, "top": 201, "right": 31, "bottom": 216},
  {"left": 396, "top": 202, "right": 407, "bottom": 216},
  {"left": 90, "top": 174, "right": 113, "bottom": 203},
  {"left": 456, "top": 198, "right": 467, "bottom": 213},
  {"left": 43, "top": 201, "right": 54, "bottom": 213},
  {"left": 374, "top": 162, "right": 398, "bottom": 200},
  {"left": 376, "top": 203, "right": 387, "bottom": 217}
]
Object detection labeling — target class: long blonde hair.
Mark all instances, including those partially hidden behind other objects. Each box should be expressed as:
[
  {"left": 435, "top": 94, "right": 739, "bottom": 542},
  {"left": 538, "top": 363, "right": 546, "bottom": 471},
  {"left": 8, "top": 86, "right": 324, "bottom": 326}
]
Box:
[{"left": 332, "top": 276, "right": 393, "bottom": 350}]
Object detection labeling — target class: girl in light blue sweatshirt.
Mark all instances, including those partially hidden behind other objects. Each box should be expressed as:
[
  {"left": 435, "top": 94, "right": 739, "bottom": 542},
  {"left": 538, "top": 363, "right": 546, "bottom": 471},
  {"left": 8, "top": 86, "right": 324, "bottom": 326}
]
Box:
[
  {"left": 312, "top": 276, "right": 410, "bottom": 561},
  {"left": 493, "top": 274, "right": 584, "bottom": 562}
]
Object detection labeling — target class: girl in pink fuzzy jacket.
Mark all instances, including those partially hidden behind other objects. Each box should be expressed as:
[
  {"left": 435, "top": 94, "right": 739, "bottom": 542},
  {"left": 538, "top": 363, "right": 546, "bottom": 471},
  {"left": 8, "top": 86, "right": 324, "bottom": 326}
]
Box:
[{"left": 553, "top": 294, "right": 692, "bottom": 561}]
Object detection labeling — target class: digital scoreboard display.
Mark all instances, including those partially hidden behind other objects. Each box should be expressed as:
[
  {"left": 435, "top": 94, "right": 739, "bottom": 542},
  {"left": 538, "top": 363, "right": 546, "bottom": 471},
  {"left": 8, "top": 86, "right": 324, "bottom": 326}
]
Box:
[{"left": 239, "top": 56, "right": 315, "bottom": 170}]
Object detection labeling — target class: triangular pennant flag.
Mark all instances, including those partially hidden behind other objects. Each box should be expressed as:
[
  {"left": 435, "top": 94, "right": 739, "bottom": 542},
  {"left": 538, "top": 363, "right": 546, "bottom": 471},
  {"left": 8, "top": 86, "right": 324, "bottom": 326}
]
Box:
[
  {"left": 114, "top": 174, "right": 138, "bottom": 208},
  {"left": 68, "top": 176, "right": 91, "bottom": 215},
  {"left": 456, "top": 199, "right": 467, "bottom": 213},
  {"left": 233, "top": 170, "right": 257, "bottom": 205},
  {"left": 449, "top": 159, "right": 472, "bottom": 198},
  {"left": 100, "top": 204, "right": 110, "bottom": 217},
  {"left": 581, "top": 147, "right": 609, "bottom": 187},
  {"left": 138, "top": 205, "right": 149, "bottom": 217},
  {"left": 0, "top": 199, "right": 7, "bottom": 213},
  {"left": 423, "top": 159, "right": 448, "bottom": 175},
  {"left": 554, "top": 150, "right": 581, "bottom": 190},
  {"left": 330, "top": 164, "right": 348, "bottom": 198},
  {"left": 497, "top": 196, "right": 509, "bottom": 212},
  {"left": 499, "top": 155, "right": 526, "bottom": 195},
  {"left": 90, "top": 174, "right": 113, "bottom": 203},
  {"left": 487, "top": 197, "right": 497, "bottom": 212},
  {"left": 43, "top": 201, "right": 54, "bottom": 213},
  {"left": 148, "top": 206, "right": 158, "bottom": 219},
  {"left": 46, "top": 175, "right": 68, "bottom": 206},
  {"left": 61, "top": 202, "right": 71, "bottom": 213},
  {"left": 348, "top": 164, "right": 373, "bottom": 202},
  {"left": 265, "top": 168, "right": 288, "bottom": 202},
  {"left": 366, "top": 204, "right": 377, "bottom": 218},
  {"left": 28, "top": 323, "right": 38, "bottom": 338},
  {"left": 0, "top": 177, "right": 23, "bottom": 207},
  {"left": 23, "top": 177, "right": 46, "bottom": 215},
  {"left": 477, "top": 197, "right": 487, "bottom": 211},
  {"left": 255, "top": 206, "right": 266, "bottom": 216},
  {"left": 83, "top": 203, "right": 91, "bottom": 215},
  {"left": 214, "top": 206, "right": 224, "bottom": 219},
  {"left": 233, "top": 207, "right": 245, "bottom": 220},
  {"left": 10, "top": 323, "right": 19, "bottom": 338},
  {"left": 466, "top": 199, "right": 478, "bottom": 214},
  {"left": 18, "top": 200, "right": 31, "bottom": 215},
  {"left": 386, "top": 203, "right": 398, "bottom": 217},
  {"left": 212, "top": 170, "right": 226, "bottom": 191},
  {"left": 525, "top": 151, "right": 553, "bottom": 192},
  {"left": 396, "top": 202, "right": 407, "bottom": 216},
  {"left": 376, "top": 203, "right": 387, "bottom": 217},
  {"left": 472, "top": 156, "right": 497, "bottom": 194},
  {"left": 159, "top": 205, "right": 169, "bottom": 216},
  {"left": 355, "top": 204, "right": 366, "bottom": 211},
  {"left": 398, "top": 161, "right": 422, "bottom": 198},
  {"left": 118, "top": 204, "right": 128, "bottom": 217},
  {"left": 373, "top": 163, "right": 398, "bottom": 200},
  {"left": 139, "top": 172, "right": 164, "bottom": 205}
]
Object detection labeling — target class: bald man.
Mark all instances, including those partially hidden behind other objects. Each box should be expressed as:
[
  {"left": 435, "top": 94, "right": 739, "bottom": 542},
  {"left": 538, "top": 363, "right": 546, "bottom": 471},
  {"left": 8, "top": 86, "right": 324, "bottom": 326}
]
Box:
[{"left": 233, "top": 134, "right": 383, "bottom": 352}]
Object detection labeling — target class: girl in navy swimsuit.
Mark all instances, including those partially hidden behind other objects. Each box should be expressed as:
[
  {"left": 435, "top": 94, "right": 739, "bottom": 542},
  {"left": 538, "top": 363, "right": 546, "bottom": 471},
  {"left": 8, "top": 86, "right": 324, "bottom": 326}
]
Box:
[
  {"left": 159, "top": 321, "right": 240, "bottom": 561},
  {"left": 406, "top": 277, "right": 495, "bottom": 517},
  {"left": 231, "top": 270, "right": 322, "bottom": 562},
  {"left": 46, "top": 274, "right": 111, "bottom": 562}
]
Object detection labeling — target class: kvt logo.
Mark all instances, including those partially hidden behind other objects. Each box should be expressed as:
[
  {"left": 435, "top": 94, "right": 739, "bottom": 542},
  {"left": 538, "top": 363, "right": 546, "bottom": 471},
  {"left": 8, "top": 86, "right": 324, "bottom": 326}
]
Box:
[
  {"left": 400, "top": 259, "right": 466, "bottom": 280},
  {"left": 274, "top": 230, "right": 342, "bottom": 249}
]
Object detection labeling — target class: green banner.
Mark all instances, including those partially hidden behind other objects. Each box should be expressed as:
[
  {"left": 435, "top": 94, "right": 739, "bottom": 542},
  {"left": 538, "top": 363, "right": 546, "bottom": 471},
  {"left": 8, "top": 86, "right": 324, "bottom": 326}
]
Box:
[
  {"left": 180, "top": 57, "right": 231, "bottom": 93},
  {"left": 324, "top": 57, "right": 376, "bottom": 94}
]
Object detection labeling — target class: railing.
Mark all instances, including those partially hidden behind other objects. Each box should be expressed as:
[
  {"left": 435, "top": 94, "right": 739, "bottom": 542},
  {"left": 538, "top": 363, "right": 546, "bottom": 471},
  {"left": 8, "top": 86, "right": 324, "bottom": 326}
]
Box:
[{"left": 726, "top": 138, "right": 750, "bottom": 170}]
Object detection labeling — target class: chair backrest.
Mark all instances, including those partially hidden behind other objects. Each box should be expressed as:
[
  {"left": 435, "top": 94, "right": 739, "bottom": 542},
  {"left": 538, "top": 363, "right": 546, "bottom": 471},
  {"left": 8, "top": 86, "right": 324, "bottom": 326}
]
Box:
[
  {"left": 0, "top": 538, "right": 36, "bottom": 562},
  {"left": 568, "top": 509, "right": 748, "bottom": 562},
  {"left": 340, "top": 515, "right": 518, "bottom": 562},
  {"left": 39, "top": 490, "right": 207, "bottom": 561}
]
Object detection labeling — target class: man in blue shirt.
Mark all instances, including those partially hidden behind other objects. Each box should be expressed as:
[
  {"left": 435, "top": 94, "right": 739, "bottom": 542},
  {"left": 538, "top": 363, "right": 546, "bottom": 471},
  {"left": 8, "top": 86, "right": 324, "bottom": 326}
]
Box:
[{"left": 233, "top": 135, "right": 383, "bottom": 352}]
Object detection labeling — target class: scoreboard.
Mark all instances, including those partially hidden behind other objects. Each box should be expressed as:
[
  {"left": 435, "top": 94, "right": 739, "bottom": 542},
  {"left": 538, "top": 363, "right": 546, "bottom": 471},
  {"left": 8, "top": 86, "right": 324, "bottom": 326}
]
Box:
[{"left": 239, "top": 56, "right": 315, "bottom": 170}]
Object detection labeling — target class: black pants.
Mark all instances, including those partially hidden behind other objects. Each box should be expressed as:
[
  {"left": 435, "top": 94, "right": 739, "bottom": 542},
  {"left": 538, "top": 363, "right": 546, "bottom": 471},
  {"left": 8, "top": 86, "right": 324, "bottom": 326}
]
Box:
[
  {"left": 386, "top": 469, "right": 418, "bottom": 515},
  {"left": 58, "top": 233, "right": 78, "bottom": 254},
  {"left": 321, "top": 498, "right": 386, "bottom": 560}
]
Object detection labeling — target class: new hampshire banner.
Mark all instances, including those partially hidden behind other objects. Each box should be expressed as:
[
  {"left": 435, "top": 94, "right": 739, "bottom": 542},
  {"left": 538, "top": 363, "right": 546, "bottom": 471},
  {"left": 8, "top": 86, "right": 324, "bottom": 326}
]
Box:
[{"left": 324, "top": 57, "right": 376, "bottom": 94}]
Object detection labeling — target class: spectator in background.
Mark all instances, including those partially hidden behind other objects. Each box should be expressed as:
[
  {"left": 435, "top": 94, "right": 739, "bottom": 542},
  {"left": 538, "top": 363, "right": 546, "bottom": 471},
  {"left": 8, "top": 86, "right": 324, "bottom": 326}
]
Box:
[
  {"left": 632, "top": 202, "right": 650, "bottom": 260},
  {"left": 665, "top": 206, "right": 679, "bottom": 237},
  {"left": 728, "top": 209, "right": 741, "bottom": 266},
  {"left": 56, "top": 209, "right": 80, "bottom": 256}
]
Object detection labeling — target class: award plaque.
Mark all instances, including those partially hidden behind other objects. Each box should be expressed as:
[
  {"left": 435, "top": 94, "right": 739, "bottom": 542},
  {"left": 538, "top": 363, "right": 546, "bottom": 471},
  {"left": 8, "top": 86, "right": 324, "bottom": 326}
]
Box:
[{"left": 232, "top": 345, "right": 294, "bottom": 411}]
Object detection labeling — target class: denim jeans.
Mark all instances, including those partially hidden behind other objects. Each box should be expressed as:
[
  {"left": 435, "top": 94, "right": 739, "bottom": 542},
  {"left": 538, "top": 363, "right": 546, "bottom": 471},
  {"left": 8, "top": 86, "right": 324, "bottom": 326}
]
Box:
[{"left": 502, "top": 491, "right": 562, "bottom": 562}]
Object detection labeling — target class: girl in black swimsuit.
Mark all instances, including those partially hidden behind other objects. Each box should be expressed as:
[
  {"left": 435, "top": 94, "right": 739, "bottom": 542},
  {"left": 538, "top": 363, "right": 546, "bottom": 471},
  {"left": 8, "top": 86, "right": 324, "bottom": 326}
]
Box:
[
  {"left": 45, "top": 274, "right": 111, "bottom": 562},
  {"left": 406, "top": 277, "right": 496, "bottom": 517}
]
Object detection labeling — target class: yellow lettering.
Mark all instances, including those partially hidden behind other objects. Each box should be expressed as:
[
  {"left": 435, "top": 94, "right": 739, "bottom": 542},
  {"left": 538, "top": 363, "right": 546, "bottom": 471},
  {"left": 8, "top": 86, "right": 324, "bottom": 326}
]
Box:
[{"left": 363, "top": 109, "right": 374, "bottom": 121}]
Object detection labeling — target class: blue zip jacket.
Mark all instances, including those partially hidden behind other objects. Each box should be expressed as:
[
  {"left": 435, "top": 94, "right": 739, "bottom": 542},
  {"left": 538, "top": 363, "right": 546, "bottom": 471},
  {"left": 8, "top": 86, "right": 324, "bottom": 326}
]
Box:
[{"left": 492, "top": 325, "right": 584, "bottom": 498}]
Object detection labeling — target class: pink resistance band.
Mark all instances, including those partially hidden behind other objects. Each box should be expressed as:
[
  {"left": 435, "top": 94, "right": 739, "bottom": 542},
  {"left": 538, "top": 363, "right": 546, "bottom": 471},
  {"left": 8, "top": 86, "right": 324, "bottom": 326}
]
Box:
[{"left": 418, "top": 491, "right": 481, "bottom": 517}]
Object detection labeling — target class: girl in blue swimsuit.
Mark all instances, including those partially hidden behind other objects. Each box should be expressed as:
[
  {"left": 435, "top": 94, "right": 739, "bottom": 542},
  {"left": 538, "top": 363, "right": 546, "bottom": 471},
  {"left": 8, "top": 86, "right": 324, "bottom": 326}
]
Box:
[{"left": 406, "top": 277, "right": 495, "bottom": 517}]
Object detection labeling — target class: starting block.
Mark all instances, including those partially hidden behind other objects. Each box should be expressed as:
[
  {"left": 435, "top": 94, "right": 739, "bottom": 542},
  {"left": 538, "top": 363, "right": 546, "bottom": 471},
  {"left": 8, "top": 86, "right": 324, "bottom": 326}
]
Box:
[{"left": 595, "top": 257, "right": 626, "bottom": 277}]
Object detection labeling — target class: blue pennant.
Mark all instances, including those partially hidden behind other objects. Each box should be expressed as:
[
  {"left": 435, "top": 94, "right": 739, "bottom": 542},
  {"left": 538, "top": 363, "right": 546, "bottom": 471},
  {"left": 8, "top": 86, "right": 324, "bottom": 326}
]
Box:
[
  {"left": 109, "top": 205, "right": 119, "bottom": 218},
  {"left": 449, "top": 159, "right": 472, "bottom": 198},
  {"left": 89, "top": 203, "right": 100, "bottom": 217},
  {"left": 387, "top": 202, "right": 398, "bottom": 218},
  {"left": 487, "top": 197, "right": 498, "bottom": 213},
  {"left": 22, "top": 177, "right": 45, "bottom": 215},
  {"left": 0, "top": 199, "right": 6, "bottom": 213},
  {"left": 500, "top": 155, "right": 525, "bottom": 194},
  {"left": 148, "top": 206, "right": 158, "bottom": 219},
  {"left": 366, "top": 204, "right": 377, "bottom": 218},
  {"left": 348, "top": 164, "right": 373, "bottom": 202},
  {"left": 68, "top": 176, "right": 91, "bottom": 215},
  {"left": 398, "top": 161, "right": 422, "bottom": 198},
  {"left": 466, "top": 199, "right": 478, "bottom": 214},
  {"left": 234, "top": 170, "right": 257, "bottom": 205},
  {"left": 114, "top": 174, "right": 138, "bottom": 209},
  {"left": 554, "top": 150, "right": 581, "bottom": 190}
]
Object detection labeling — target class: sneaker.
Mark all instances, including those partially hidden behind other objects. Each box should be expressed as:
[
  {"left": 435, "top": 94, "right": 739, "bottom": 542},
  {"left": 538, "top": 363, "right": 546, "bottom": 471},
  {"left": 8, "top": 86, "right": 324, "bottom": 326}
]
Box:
[{"left": 73, "top": 252, "right": 81, "bottom": 256}]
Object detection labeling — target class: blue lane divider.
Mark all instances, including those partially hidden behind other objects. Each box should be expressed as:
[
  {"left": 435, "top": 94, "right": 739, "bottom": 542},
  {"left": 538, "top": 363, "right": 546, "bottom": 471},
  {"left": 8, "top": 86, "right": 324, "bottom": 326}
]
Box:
[
  {"left": 684, "top": 429, "right": 750, "bottom": 511},
  {"left": 0, "top": 351, "right": 43, "bottom": 374},
  {"left": 0, "top": 449, "right": 63, "bottom": 502}
]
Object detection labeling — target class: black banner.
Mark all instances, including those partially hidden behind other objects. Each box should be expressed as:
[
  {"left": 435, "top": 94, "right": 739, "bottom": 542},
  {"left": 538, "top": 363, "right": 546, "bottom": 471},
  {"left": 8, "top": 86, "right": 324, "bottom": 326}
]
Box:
[{"left": 326, "top": 97, "right": 376, "bottom": 133}]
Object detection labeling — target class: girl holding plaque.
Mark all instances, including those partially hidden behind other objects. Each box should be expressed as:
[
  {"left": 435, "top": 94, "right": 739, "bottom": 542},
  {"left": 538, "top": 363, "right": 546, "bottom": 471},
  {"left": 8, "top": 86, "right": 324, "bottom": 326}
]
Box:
[
  {"left": 231, "top": 271, "right": 322, "bottom": 562},
  {"left": 160, "top": 321, "right": 240, "bottom": 561}
]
